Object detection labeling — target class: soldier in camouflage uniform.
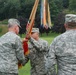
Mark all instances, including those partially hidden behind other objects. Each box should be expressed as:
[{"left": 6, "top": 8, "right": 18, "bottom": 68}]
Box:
[
  {"left": 25, "top": 28, "right": 49, "bottom": 75},
  {"left": 0, "top": 19, "right": 26, "bottom": 75},
  {"left": 45, "top": 14, "right": 76, "bottom": 75}
]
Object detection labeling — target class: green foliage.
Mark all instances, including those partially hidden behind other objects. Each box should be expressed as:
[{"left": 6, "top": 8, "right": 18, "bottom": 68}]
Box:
[
  {"left": 5, "top": 0, "right": 21, "bottom": 18},
  {"left": 69, "top": 0, "right": 76, "bottom": 11},
  {"left": 0, "top": 0, "right": 6, "bottom": 14},
  {"left": 0, "top": 0, "right": 6, "bottom": 20},
  {"left": 0, "top": 0, "right": 75, "bottom": 34},
  {"left": 0, "top": 0, "right": 75, "bottom": 21},
  {"left": 19, "top": 0, "right": 35, "bottom": 18},
  {"left": 0, "top": 19, "right": 8, "bottom": 24},
  {"left": 51, "top": 12, "right": 66, "bottom": 33},
  {"left": 0, "top": 0, "right": 21, "bottom": 20},
  {"left": 0, "top": 28, "right": 2, "bottom": 33},
  {"left": 49, "top": 0, "right": 63, "bottom": 22},
  {"left": 63, "top": 9, "right": 76, "bottom": 14},
  {"left": 62, "top": 0, "right": 69, "bottom": 8},
  {"left": 0, "top": 25, "right": 8, "bottom": 36},
  {"left": 19, "top": 61, "right": 31, "bottom": 75},
  {"left": 0, "top": 0, "right": 63, "bottom": 21}
]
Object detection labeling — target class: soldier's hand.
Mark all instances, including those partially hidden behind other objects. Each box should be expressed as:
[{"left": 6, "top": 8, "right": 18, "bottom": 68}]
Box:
[
  {"left": 26, "top": 34, "right": 31, "bottom": 40},
  {"left": 23, "top": 38, "right": 28, "bottom": 42}
]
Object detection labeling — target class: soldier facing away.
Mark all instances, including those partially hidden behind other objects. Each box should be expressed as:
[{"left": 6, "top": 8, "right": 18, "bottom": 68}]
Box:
[
  {"left": 45, "top": 14, "right": 76, "bottom": 75},
  {"left": 0, "top": 19, "right": 26, "bottom": 75},
  {"left": 25, "top": 28, "right": 49, "bottom": 75}
]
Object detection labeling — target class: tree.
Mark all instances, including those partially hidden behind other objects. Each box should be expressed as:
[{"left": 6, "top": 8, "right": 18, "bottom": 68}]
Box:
[
  {"left": 69, "top": 0, "right": 76, "bottom": 11},
  {"left": 0, "top": 0, "right": 21, "bottom": 20},
  {"left": 0, "top": 0, "right": 6, "bottom": 20},
  {"left": 19, "top": 0, "right": 35, "bottom": 18},
  {"left": 4, "top": 0, "right": 21, "bottom": 18},
  {"left": 49, "top": 0, "right": 63, "bottom": 22},
  {"left": 17, "top": 17, "right": 28, "bottom": 37},
  {"left": 51, "top": 12, "right": 66, "bottom": 33},
  {"left": 62, "top": 0, "right": 69, "bottom": 8}
]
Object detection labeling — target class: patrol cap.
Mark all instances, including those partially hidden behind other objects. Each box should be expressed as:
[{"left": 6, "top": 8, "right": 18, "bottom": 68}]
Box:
[
  {"left": 8, "top": 19, "right": 21, "bottom": 28},
  {"left": 31, "top": 28, "right": 39, "bottom": 33},
  {"left": 65, "top": 14, "right": 76, "bottom": 24}
]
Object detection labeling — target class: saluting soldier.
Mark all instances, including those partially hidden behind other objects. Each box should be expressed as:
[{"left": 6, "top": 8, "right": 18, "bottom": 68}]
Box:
[
  {"left": 0, "top": 19, "right": 26, "bottom": 75},
  {"left": 45, "top": 14, "right": 76, "bottom": 75},
  {"left": 25, "top": 28, "right": 49, "bottom": 75}
]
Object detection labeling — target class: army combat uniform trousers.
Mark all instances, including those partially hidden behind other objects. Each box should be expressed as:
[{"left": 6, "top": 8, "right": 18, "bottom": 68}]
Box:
[
  {"left": 31, "top": 73, "right": 47, "bottom": 75},
  {"left": 0, "top": 72, "right": 18, "bottom": 75}
]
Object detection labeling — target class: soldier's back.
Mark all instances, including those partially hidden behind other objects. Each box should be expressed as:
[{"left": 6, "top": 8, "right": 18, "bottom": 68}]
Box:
[{"left": 55, "top": 30, "right": 76, "bottom": 75}]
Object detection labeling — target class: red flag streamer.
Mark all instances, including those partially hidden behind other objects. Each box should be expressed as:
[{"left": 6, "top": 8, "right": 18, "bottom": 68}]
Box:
[{"left": 18, "top": 0, "right": 39, "bottom": 69}]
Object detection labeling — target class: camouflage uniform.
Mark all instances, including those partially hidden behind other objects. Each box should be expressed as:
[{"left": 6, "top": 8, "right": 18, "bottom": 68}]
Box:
[
  {"left": 25, "top": 37, "right": 49, "bottom": 75},
  {"left": 45, "top": 14, "right": 76, "bottom": 75},
  {"left": 0, "top": 31, "right": 26, "bottom": 75},
  {"left": 0, "top": 72, "right": 18, "bottom": 75}
]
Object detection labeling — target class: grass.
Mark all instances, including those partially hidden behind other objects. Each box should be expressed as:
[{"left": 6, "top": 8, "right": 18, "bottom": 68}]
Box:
[
  {"left": 0, "top": 25, "right": 8, "bottom": 36},
  {"left": 19, "top": 32, "right": 60, "bottom": 75},
  {"left": 19, "top": 61, "right": 31, "bottom": 75},
  {"left": 0, "top": 19, "right": 8, "bottom": 25}
]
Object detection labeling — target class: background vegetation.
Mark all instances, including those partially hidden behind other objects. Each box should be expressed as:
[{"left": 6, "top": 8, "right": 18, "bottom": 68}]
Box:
[{"left": 0, "top": 0, "right": 76, "bottom": 34}]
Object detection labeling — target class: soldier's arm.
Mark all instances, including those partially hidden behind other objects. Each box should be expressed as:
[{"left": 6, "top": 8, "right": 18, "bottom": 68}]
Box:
[
  {"left": 25, "top": 55, "right": 29, "bottom": 64},
  {"left": 29, "top": 37, "right": 49, "bottom": 51},
  {"left": 45, "top": 40, "right": 57, "bottom": 75},
  {"left": 15, "top": 37, "right": 27, "bottom": 66}
]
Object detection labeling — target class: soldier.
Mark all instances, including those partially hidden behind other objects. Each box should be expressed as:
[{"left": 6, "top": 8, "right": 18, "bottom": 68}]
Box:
[
  {"left": 45, "top": 14, "right": 76, "bottom": 75},
  {"left": 0, "top": 19, "right": 26, "bottom": 75},
  {"left": 25, "top": 28, "right": 49, "bottom": 75}
]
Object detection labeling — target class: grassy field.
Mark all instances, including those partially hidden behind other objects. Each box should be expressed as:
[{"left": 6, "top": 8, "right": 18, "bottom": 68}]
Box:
[
  {"left": 19, "top": 33, "right": 60, "bottom": 75},
  {"left": 0, "top": 25, "right": 8, "bottom": 36}
]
